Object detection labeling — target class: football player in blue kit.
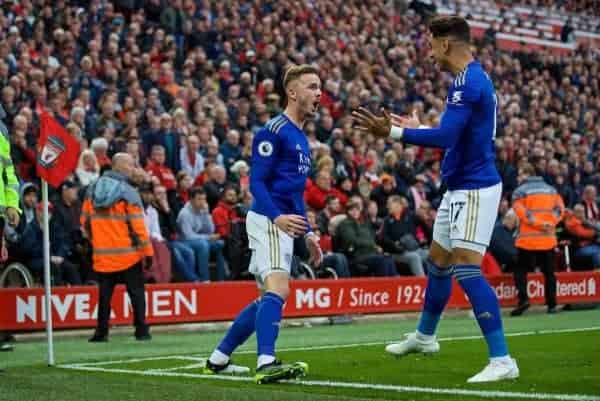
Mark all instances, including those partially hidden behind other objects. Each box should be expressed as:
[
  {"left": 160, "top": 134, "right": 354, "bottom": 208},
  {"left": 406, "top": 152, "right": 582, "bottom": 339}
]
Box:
[
  {"left": 353, "top": 16, "right": 519, "bottom": 383},
  {"left": 204, "top": 65, "right": 323, "bottom": 384}
]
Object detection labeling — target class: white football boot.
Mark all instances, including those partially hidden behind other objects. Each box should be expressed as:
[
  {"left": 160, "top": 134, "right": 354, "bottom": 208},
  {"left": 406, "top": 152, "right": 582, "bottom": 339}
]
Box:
[
  {"left": 467, "top": 358, "right": 519, "bottom": 383},
  {"left": 385, "top": 332, "right": 440, "bottom": 356}
]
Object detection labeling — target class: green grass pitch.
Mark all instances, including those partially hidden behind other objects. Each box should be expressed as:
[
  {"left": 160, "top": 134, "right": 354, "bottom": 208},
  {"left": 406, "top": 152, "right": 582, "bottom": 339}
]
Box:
[{"left": 1, "top": 309, "right": 599, "bottom": 401}]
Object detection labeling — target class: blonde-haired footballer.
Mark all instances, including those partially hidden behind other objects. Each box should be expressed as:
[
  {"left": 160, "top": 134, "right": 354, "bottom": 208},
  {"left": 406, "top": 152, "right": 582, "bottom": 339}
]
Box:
[{"left": 203, "top": 65, "right": 323, "bottom": 384}]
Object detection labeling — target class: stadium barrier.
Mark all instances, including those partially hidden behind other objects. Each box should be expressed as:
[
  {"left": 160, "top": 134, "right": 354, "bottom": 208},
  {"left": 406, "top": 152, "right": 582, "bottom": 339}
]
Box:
[{"left": 0, "top": 272, "right": 598, "bottom": 331}]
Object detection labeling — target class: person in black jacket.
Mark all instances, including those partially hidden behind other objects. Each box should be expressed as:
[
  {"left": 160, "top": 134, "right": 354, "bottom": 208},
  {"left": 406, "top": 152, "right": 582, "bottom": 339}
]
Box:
[
  {"left": 381, "top": 196, "right": 427, "bottom": 276},
  {"left": 53, "top": 180, "right": 94, "bottom": 283},
  {"left": 21, "top": 202, "right": 82, "bottom": 285},
  {"left": 489, "top": 210, "right": 519, "bottom": 272}
]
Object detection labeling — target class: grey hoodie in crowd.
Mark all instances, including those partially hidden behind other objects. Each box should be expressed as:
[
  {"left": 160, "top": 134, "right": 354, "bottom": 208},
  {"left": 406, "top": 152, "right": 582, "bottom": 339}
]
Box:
[{"left": 176, "top": 202, "right": 215, "bottom": 241}]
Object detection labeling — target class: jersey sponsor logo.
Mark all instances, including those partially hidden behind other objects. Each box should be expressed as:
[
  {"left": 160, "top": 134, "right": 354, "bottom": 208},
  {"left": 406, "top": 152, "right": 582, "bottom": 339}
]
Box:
[
  {"left": 449, "top": 91, "right": 463, "bottom": 105},
  {"left": 257, "top": 141, "right": 274, "bottom": 157},
  {"left": 296, "top": 144, "right": 302, "bottom": 151},
  {"left": 298, "top": 152, "right": 311, "bottom": 175}
]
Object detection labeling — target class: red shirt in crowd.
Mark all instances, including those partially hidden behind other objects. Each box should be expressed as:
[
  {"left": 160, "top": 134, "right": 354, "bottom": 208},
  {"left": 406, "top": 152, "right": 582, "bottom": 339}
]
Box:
[
  {"left": 212, "top": 200, "right": 242, "bottom": 238},
  {"left": 146, "top": 161, "right": 176, "bottom": 190},
  {"left": 304, "top": 182, "right": 348, "bottom": 211}
]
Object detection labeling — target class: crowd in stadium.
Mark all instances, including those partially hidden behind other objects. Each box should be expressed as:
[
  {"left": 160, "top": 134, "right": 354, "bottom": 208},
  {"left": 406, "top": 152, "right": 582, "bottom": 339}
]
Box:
[{"left": 0, "top": 0, "right": 598, "bottom": 286}]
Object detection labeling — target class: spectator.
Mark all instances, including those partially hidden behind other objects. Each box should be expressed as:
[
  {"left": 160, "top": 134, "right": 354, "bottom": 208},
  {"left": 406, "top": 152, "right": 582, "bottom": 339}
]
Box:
[
  {"left": 204, "top": 165, "right": 228, "bottom": 211},
  {"left": 212, "top": 185, "right": 242, "bottom": 240},
  {"left": 230, "top": 160, "right": 250, "bottom": 192},
  {"left": 370, "top": 174, "right": 399, "bottom": 217},
  {"left": 305, "top": 169, "right": 343, "bottom": 211},
  {"left": 76, "top": 149, "right": 100, "bottom": 187},
  {"left": 317, "top": 195, "right": 342, "bottom": 235},
  {"left": 366, "top": 200, "right": 384, "bottom": 234},
  {"left": 336, "top": 202, "right": 398, "bottom": 277},
  {"left": 381, "top": 195, "right": 428, "bottom": 276},
  {"left": 177, "top": 187, "right": 226, "bottom": 282},
  {"left": 21, "top": 201, "right": 82, "bottom": 285},
  {"left": 139, "top": 184, "right": 172, "bottom": 283},
  {"left": 6, "top": 183, "right": 39, "bottom": 257},
  {"left": 511, "top": 164, "right": 565, "bottom": 316},
  {"left": 154, "top": 184, "right": 198, "bottom": 282},
  {"left": 220, "top": 129, "right": 242, "bottom": 172},
  {"left": 180, "top": 134, "right": 205, "bottom": 182},
  {"left": 564, "top": 204, "right": 600, "bottom": 271},
  {"left": 144, "top": 113, "right": 182, "bottom": 173},
  {"left": 304, "top": 210, "right": 351, "bottom": 279},
  {"left": 146, "top": 145, "right": 177, "bottom": 206},
  {"left": 174, "top": 171, "right": 193, "bottom": 214},
  {"left": 489, "top": 209, "right": 519, "bottom": 272},
  {"left": 90, "top": 137, "right": 111, "bottom": 168},
  {"left": 581, "top": 185, "right": 599, "bottom": 222},
  {"left": 52, "top": 180, "right": 92, "bottom": 283}
]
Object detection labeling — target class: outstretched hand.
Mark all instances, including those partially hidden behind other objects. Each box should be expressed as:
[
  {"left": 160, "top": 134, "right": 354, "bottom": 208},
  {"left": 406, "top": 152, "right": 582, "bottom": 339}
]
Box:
[
  {"left": 390, "top": 110, "right": 420, "bottom": 129},
  {"left": 351, "top": 107, "right": 392, "bottom": 138}
]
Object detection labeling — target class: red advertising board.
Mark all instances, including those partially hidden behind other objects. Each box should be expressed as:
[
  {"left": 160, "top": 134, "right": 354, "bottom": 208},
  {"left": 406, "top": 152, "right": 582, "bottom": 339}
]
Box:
[{"left": 0, "top": 272, "right": 598, "bottom": 331}]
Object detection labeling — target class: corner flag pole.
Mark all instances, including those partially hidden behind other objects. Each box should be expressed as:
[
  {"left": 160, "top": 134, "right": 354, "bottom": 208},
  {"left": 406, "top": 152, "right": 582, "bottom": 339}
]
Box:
[{"left": 42, "top": 179, "right": 55, "bottom": 366}]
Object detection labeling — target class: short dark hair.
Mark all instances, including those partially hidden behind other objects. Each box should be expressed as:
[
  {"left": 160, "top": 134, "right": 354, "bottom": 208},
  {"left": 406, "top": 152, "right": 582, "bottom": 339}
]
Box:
[
  {"left": 429, "top": 15, "right": 470, "bottom": 43},
  {"left": 221, "top": 184, "right": 238, "bottom": 198},
  {"left": 283, "top": 64, "right": 319, "bottom": 89},
  {"left": 189, "top": 187, "right": 206, "bottom": 199}
]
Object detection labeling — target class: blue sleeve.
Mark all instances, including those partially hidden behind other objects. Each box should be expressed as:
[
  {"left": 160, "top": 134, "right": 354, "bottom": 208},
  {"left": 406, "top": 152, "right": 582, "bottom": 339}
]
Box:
[
  {"left": 295, "top": 199, "right": 312, "bottom": 234},
  {"left": 250, "top": 128, "right": 282, "bottom": 221},
  {"left": 403, "top": 78, "right": 480, "bottom": 149}
]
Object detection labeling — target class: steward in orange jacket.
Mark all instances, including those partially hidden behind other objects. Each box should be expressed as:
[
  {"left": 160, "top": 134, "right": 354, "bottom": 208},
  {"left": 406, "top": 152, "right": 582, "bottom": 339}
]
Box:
[
  {"left": 81, "top": 173, "right": 153, "bottom": 273},
  {"left": 510, "top": 165, "right": 564, "bottom": 316},
  {"left": 81, "top": 153, "right": 152, "bottom": 342},
  {"left": 512, "top": 176, "right": 565, "bottom": 251}
]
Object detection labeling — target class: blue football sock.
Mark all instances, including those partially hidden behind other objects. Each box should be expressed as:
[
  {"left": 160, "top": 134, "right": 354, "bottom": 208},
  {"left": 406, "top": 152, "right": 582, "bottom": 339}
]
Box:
[
  {"left": 217, "top": 300, "right": 259, "bottom": 356},
  {"left": 255, "top": 292, "right": 284, "bottom": 358},
  {"left": 454, "top": 264, "right": 508, "bottom": 358},
  {"left": 417, "top": 261, "right": 454, "bottom": 336}
]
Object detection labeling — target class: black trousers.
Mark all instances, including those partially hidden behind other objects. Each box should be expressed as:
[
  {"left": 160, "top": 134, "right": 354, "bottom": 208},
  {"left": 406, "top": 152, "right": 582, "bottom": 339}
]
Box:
[
  {"left": 96, "top": 262, "right": 148, "bottom": 336},
  {"left": 514, "top": 249, "right": 557, "bottom": 308}
]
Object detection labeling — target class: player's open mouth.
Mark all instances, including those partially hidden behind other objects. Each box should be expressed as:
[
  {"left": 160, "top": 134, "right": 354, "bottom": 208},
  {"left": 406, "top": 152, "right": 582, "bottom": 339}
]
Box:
[{"left": 312, "top": 101, "right": 319, "bottom": 110}]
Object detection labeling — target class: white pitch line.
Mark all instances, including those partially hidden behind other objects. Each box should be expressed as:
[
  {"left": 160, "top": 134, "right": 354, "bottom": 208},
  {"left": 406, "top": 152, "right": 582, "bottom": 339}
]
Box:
[
  {"left": 58, "top": 364, "right": 600, "bottom": 401},
  {"left": 63, "top": 355, "right": 204, "bottom": 368},
  {"left": 234, "top": 325, "right": 600, "bottom": 355},
  {"left": 63, "top": 326, "right": 600, "bottom": 368},
  {"left": 148, "top": 361, "right": 207, "bottom": 373}
]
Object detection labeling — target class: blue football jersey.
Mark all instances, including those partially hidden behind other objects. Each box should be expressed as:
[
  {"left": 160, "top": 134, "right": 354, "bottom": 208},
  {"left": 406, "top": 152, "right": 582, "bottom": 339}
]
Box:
[
  {"left": 249, "top": 114, "right": 312, "bottom": 223},
  {"left": 403, "top": 60, "right": 501, "bottom": 190}
]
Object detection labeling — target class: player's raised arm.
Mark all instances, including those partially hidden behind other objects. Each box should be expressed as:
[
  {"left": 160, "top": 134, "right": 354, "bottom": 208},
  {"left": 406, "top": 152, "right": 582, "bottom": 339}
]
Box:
[{"left": 391, "top": 101, "right": 473, "bottom": 148}]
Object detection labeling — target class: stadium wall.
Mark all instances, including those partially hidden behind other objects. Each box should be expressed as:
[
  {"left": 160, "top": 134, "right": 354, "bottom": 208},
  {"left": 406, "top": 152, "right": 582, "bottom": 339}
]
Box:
[{"left": 0, "top": 272, "right": 598, "bottom": 331}]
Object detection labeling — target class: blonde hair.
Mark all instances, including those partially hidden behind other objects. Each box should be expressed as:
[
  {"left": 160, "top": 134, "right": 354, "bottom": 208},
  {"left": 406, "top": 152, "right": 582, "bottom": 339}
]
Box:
[
  {"left": 77, "top": 149, "right": 99, "bottom": 171},
  {"left": 316, "top": 155, "right": 334, "bottom": 173},
  {"left": 283, "top": 64, "right": 319, "bottom": 89}
]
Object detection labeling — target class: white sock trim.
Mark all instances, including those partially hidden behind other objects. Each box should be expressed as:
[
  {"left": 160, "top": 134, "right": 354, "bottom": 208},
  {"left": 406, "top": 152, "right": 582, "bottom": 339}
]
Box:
[
  {"left": 490, "top": 355, "right": 513, "bottom": 364},
  {"left": 257, "top": 354, "right": 276, "bottom": 369},
  {"left": 416, "top": 331, "right": 436, "bottom": 342},
  {"left": 209, "top": 349, "right": 229, "bottom": 365}
]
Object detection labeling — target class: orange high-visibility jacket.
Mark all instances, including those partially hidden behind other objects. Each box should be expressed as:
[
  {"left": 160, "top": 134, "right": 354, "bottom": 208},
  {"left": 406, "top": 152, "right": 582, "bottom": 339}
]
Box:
[
  {"left": 564, "top": 210, "right": 597, "bottom": 248},
  {"left": 512, "top": 176, "right": 565, "bottom": 251},
  {"left": 81, "top": 171, "right": 153, "bottom": 273}
]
